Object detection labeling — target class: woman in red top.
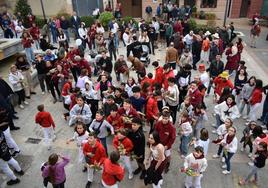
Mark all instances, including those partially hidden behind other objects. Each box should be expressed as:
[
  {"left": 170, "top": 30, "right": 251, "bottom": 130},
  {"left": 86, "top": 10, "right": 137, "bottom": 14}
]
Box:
[
  {"left": 152, "top": 61, "right": 164, "bottom": 86},
  {"left": 21, "top": 32, "right": 35, "bottom": 65},
  {"left": 249, "top": 79, "right": 263, "bottom": 122},
  {"left": 102, "top": 151, "right": 125, "bottom": 187},
  {"left": 113, "top": 129, "right": 134, "bottom": 180},
  {"left": 29, "top": 22, "right": 40, "bottom": 49},
  {"left": 225, "top": 43, "right": 239, "bottom": 75}
]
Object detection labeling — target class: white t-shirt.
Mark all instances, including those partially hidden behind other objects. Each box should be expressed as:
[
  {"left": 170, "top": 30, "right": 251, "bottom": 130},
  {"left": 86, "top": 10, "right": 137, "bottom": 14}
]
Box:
[
  {"left": 111, "top": 22, "right": 119, "bottom": 34},
  {"left": 194, "top": 139, "right": 210, "bottom": 156},
  {"left": 200, "top": 72, "right": 210, "bottom": 88}
]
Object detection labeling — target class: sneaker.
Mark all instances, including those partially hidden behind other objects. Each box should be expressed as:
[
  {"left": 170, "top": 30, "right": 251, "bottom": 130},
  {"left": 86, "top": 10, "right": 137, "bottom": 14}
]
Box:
[
  {"left": 221, "top": 157, "right": 225, "bottom": 163},
  {"left": 19, "top": 105, "right": 24, "bottom": 109},
  {"left": 7, "top": 178, "right": 20, "bottom": 185},
  {"left": 82, "top": 166, "right": 87, "bottom": 173},
  {"left": 222, "top": 164, "right": 227, "bottom": 169},
  {"left": 248, "top": 153, "right": 252, "bottom": 158},
  {"left": 30, "top": 91, "right": 36, "bottom": 95},
  {"left": 180, "top": 155, "right": 185, "bottom": 159},
  {"left": 42, "top": 92, "right": 45, "bottom": 95},
  {"left": 238, "top": 179, "right": 246, "bottom": 185},
  {"left": 133, "top": 167, "right": 142, "bottom": 175},
  {"left": 211, "top": 124, "right": 216, "bottom": 127},
  {"left": 86, "top": 181, "right": 92, "bottom": 188},
  {"left": 128, "top": 173, "right": 134, "bottom": 180},
  {"left": 212, "top": 130, "right": 217, "bottom": 134},
  {"left": 10, "top": 126, "right": 20, "bottom": 131},
  {"left": 140, "top": 170, "right": 146, "bottom": 179},
  {"left": 243, "top": 116, "right": 248, "bottom": 120},
  {"left": 212, "top": 154, "right": 220, "bottom": 158},
  {"left": 23, "top": 101, "right": 29, "bottom": 105},
  {"left": 240, "top": 147, "right": 244, "bottom": 152},
  {"left": 14, "top": 170, "right": 24, "bottom": 176},
  {"left": 248, "top": 162, "right": 254, "bottom": 166},
  {"left": 48, "top": 146, "right": 52, "bottom": 150},
  {"left": 222, "top": 170, "right": 231, "bottom": 175}
]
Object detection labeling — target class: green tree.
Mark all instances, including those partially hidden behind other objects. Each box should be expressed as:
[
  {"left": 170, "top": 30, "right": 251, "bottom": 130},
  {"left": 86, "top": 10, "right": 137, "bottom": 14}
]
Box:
[{"left": 14, "top": 0, "right": 32, "bottom": 22}]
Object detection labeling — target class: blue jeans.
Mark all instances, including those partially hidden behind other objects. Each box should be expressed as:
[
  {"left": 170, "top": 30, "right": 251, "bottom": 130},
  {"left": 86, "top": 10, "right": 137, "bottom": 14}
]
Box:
[
  {"left": 51, "top": 29, "right": 58, "bottom": 43},
  {"left": 99, "top": 137, "right": 107, "bottom": 154},
  {"left": 25, "top": 47, "right": 35, "bottom": 65},
  {"left": 62, "top": 29, "right": 70, "bottom": 42},
  {"left": 245, "top": 165, "right": 259, "bottom": 182},
  {"left": 223, "top": 152, "right": 234, "bottom": 171},
  {"left": 215, "top": 114, "right": 223, "bottom": 128},
  {"left": 180, "top": 135, "right": 191, "bottom": 155}
]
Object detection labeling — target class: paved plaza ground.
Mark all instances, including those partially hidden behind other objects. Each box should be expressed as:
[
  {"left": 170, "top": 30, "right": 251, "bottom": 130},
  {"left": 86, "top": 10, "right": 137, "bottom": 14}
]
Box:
[{"left": 0, "top": 23, "right": 268, "bottom": 188}]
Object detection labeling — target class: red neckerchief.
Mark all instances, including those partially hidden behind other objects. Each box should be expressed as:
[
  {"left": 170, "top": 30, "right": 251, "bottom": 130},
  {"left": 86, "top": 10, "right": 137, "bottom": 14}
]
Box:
[{"left": 226, "top": 134, "right": 235, "bottom": 144}]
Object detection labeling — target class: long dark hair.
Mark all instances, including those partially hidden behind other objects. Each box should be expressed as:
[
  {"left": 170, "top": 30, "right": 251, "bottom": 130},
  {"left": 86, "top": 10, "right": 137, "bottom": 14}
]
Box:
[
  {"left": 150, "top": 131, "right": 161, "bottom": 146},
  {"left": 48, "top": 153, "right": 59, "bottom": 184}
]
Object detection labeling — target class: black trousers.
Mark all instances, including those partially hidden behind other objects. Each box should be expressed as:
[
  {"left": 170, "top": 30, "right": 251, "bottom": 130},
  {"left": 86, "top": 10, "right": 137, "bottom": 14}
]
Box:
[
  {"left": 15, "top": 89, "right": 25, "bottom": 105},
  {"left": 49, "top": 81, "right": 61, "bottom": 100},
  {"left": 167, "top": 104, "right": 178, "bottom": 124}
]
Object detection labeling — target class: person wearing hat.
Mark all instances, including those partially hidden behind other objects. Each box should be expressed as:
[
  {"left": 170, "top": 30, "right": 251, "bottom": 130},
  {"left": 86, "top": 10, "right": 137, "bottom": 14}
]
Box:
[
  {"left": 78, "top": 22, "right": 88, "bottom": 49},
  {"left": 200, "top": 36, "right": 210, "bottom": 64},
  {"left": 198, "top": 64, "right": 209, "bottom": 89},
  {"left": 213, "top": 71, "right": 234, "bottom": 98},
  {"left": 207, "top": 54, "right": 224, "bottom": 96}
]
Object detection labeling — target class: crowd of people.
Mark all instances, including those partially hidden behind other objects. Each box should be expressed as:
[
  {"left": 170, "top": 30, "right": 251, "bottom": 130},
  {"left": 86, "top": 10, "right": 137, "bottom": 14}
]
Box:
[{"left": 1, "top": 3, "right": 268, "bottom": 188}]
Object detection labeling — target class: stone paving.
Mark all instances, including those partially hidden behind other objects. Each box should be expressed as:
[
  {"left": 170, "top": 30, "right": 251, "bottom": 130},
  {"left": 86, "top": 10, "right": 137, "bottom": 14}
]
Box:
[{"left": 0, "top": 34, "right": 268, "bottom": 188}]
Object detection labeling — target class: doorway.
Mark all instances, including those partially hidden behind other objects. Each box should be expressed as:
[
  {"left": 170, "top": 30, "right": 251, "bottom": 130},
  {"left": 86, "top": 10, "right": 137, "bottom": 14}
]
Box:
[
  {"left": 240, "top": 0, "right": 250, "bottom": 17},
  {"left": 184, "top": 0, "right": 196, "bottom": 7},
  {"left": 118, "top": 0, "right": 142, "bottom": 17}
]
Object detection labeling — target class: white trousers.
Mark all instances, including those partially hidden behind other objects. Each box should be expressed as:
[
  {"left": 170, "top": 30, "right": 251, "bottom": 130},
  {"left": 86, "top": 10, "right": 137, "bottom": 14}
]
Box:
[
  {"left": 249, "top": 103, "right": 261, "bottom": 121},
  {"left": 3, "top": 127, "right": 20, "bottom": 152},
  {"left": 102, "top": 180, "right": 118, "bottom": 188},
  {"left": 0, "top": 158, "right": 21, "bottom": 180},
  {"left": 185, "top": 175, "right": 202, "bottom": 188},
  {"left": 87, "top": 167, "right": 94, "bottom": 182},
  {"left": 120, "top": 155, "right": 133, "bottom": 174},
  {"left": 42, "top": 127, "right": 54, "bottom": 147}
]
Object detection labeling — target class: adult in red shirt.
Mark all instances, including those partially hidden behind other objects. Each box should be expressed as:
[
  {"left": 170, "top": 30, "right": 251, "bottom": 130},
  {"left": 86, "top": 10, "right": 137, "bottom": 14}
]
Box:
[
  {"left": 146, "top": 91, "right": 160, "bottom": 133},
  {"left": 83, "top": 132, "right": 107, "bottom": 188},
  {"left": 117, "top": 99, "right": 139, "bottom": 129},
  {"left": 173, "top": 20, "right": 183, "bottom": 34},
  {"left": 162, "top": 63, "right": 175, "bottom": 90},
  {"left": 152, "top": 61, "right": 164, "bottom": 86},
  {"left": 154, "top": 111, "right": 176, "bottom": 173},
  {"left": 74, "top": 55, "right": 92, "bottom": 77},
  {"left": 188, "top": 81, "right": 203, "bottom": 108},
  {"left": 29, "top": 22, "right": 40, "bottom": 49},
  {"left": 213, "top": 71, "right": 234, "bottom": 97},
  {"left": 102, "top": 151, "right": 125, "bottom": 187}
]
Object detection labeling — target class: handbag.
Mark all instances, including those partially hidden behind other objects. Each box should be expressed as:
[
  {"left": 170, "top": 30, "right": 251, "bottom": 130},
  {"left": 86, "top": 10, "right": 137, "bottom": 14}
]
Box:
[{"left": 92, "top": 120, "right": 104, "bottom": 136}]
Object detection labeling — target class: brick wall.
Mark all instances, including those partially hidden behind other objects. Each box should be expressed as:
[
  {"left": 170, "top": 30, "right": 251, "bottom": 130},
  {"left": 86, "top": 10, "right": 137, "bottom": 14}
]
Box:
[
  {"left": 247, "top": 0, "right": 263, "bottom": 18},
  {"left": 230, "top": 0, "right": 242, "bottom": 18},
  {"left": 142, "top": 0, "right": 162, "bottom": 19}
]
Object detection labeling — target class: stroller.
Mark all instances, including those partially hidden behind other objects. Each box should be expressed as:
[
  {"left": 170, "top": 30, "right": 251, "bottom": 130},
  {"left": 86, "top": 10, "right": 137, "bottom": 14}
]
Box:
[{"left": 140, "top": 45, "right": 150, "bottom": 67}]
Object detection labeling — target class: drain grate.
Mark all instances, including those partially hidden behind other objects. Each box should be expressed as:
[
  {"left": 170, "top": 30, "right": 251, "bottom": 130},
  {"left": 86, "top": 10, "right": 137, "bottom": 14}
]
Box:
[{"left": 25, "top": 137, "right": 42, "bottom": 144}]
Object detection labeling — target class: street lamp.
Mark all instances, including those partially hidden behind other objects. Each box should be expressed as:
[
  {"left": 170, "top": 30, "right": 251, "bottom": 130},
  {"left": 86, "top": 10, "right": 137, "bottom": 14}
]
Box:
[{"left": 40, "top": 0, "right": 46, "bottom": 20}]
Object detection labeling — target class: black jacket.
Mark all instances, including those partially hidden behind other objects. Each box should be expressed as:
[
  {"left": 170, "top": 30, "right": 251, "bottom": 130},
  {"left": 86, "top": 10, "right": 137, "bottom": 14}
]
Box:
[
  {"left": 128, "top": 128, "right": 145, "bottom": 157},
  {"left": 34, "top": 59, "right": 47, "bottom": 75},
  {"left": 70, "top": 16, "right": 81, "bottom": 29},
  {"left": 0, "top": 130, "right": 11, "bottom": 161},
  {"left": 207, "top": 60, "right": 224, "bottom": 78},
  {"left": 60, "top": 20, "right": 69, "bottom": 30},
  {"left": 0, "top": 105, "right": 10, "bottom": 132},
  {"left": 127, "top": 41, "right": 143, "bottom": 58},
  {"left": 97, "top": 57, "right": 113, "bottom": 73},
  {"left": 254, "top": 150, "right": 267, "bottom": 168},
  {"left": 0, "top": 78, "right": 14, "bottom": 98}
]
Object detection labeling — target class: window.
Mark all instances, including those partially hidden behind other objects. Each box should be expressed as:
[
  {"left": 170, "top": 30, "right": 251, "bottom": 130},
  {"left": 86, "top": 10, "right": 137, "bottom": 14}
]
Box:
[{"left": 201, "top": 0, "right": 217, "bottom": 8}]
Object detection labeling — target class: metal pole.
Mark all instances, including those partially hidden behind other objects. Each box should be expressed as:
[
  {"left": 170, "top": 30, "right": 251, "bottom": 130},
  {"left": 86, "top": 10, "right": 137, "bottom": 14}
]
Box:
[
  {"left": 40, "top": 0, "right": 46, "bottom": 20},
  {"left": 223, "top": 0, "right": 229, "bottom": 27}
]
